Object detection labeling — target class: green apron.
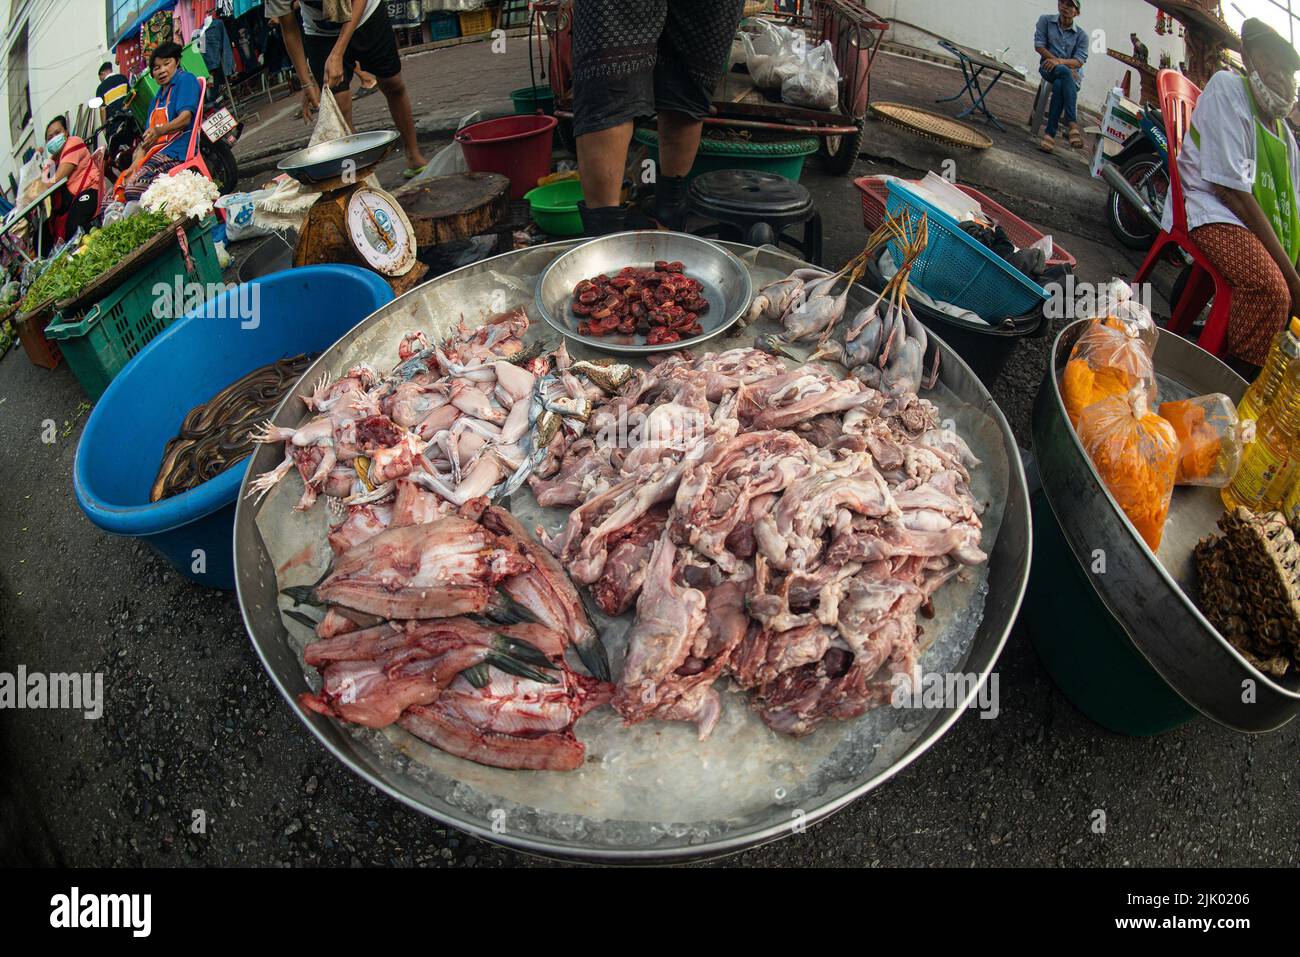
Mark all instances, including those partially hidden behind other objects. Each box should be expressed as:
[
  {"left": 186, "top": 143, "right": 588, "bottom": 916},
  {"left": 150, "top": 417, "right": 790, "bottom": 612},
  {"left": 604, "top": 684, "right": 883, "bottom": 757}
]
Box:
[{"left": 1243, "top": 75, "right": 1300, "bottom": 263}]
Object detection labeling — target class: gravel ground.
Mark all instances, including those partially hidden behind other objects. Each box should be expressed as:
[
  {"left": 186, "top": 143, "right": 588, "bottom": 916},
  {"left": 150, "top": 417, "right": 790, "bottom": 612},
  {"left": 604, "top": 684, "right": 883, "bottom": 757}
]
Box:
[{"left": 1, "top": 144, "right": 1295, "bottom": 868}]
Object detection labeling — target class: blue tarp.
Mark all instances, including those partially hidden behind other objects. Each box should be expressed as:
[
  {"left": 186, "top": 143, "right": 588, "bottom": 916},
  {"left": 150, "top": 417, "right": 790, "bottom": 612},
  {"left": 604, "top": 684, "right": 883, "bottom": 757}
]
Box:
[{"left": 111, "top": 0, "right": 179, "bottom": 51}]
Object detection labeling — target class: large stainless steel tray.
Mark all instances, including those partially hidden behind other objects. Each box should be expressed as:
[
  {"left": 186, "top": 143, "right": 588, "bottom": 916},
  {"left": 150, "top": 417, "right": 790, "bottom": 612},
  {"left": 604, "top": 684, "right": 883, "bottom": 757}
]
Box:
[
  {"left": 278, "top": 130, "right": 400, "bottom": 183},
  {"left": 234, "top": 241, "right": 1032, "bottom": 861},
  {"left": 1033, "top": 319, "right": 1300, "bottom": 732},
  {"left": 534, "top": 231, "right": 752, "bottom": 355}
]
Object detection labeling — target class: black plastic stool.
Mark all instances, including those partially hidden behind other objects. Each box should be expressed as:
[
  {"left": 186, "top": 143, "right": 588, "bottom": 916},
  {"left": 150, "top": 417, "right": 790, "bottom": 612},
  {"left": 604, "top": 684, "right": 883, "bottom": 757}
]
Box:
[{"left": 686, "top": 169, "right": 823, "bottom": 265}]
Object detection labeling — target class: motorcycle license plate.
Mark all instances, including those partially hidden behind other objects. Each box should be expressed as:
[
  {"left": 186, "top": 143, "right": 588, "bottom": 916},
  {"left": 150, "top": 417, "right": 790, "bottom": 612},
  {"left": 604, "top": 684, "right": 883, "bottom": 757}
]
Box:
[{"left": 203, "top": 108, "right": 236, "bottom": 143}]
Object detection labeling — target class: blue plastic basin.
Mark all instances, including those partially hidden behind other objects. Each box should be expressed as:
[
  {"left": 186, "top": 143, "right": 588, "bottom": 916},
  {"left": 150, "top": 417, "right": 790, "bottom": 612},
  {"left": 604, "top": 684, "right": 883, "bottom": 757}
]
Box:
[{"left": 73, "top": 265, "right": 394, "bottom": 590}]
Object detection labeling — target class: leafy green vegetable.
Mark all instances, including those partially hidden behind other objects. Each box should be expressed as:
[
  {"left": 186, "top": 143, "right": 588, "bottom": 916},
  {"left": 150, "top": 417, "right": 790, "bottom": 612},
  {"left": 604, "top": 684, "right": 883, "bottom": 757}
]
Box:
[{"left": 19, "top": 210, "right": 173, "bottom": 314}]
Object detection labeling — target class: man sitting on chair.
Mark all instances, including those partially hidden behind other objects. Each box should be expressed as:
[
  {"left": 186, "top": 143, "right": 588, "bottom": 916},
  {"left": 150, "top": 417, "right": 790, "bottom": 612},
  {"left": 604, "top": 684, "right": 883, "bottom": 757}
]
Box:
[
  {"left": 1034, "top": 0, "right": 1088, "bottom": 153},
  {"left": 1160, "top": 19, "right": 1300, "bottom": 375}
]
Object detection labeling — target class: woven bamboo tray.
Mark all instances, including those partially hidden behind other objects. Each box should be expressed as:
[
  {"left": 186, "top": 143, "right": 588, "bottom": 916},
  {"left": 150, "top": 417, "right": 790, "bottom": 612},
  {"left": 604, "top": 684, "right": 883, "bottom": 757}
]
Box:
[{"left": 869, "top": 102, "right": 994, "bottom": 150}]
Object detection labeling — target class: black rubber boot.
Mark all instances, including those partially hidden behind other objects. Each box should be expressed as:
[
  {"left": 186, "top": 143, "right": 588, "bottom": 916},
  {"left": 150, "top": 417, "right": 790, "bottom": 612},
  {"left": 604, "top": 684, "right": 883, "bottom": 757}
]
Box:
[
  {"left": 652, "top": 175, "right": 691, "bottom": 231},
  {"left": 578, "top": 202, "right": 628, "bottom": 237}
]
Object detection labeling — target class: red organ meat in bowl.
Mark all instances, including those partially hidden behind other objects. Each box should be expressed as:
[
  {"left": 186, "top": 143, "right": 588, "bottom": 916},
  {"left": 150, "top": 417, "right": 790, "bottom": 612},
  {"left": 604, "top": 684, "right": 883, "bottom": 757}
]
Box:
[{"left": 571, "top": 262, "right": 711, "bottom": 346}]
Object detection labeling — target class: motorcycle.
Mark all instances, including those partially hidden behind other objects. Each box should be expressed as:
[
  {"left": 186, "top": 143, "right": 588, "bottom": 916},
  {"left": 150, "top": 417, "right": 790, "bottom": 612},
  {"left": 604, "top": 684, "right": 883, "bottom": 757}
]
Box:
[
  {"left": 1100, "top": 102, "right": 1169, "bottom": 251},
  {"left": 88, "top": 76, "right": 241, "bottom": 196}
]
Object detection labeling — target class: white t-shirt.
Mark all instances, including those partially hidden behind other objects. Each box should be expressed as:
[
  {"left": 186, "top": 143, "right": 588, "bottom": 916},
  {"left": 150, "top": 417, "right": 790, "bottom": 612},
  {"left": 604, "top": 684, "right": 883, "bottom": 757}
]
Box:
[
  {"left": 1162, "top": 69, "right": 1300, "bottom": 233},
  {"left": 264, "top": 0, "right": 381, "bottom": 38}
]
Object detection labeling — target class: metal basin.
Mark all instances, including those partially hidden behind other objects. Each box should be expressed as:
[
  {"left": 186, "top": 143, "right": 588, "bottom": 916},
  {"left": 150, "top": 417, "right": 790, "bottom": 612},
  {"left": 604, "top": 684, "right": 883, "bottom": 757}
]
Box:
[
  {"left": 534, "top": 231, "right": 752, "bottom": 355},
  {"left": 278, "top": 131, "right": 400, "bottom": 183},
  {"left": 234, "top": 240, "right": 1031, "bottom": 861},
  {"left": 1032, "top": 319, "right": 1300, "bottom": 732}
]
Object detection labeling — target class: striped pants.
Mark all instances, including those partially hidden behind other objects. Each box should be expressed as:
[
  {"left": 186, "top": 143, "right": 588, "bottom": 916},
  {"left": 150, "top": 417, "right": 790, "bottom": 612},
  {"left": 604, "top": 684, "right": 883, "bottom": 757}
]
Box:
[{"left": 1191, "top": 222, "right": 1291, "bottom": 367}]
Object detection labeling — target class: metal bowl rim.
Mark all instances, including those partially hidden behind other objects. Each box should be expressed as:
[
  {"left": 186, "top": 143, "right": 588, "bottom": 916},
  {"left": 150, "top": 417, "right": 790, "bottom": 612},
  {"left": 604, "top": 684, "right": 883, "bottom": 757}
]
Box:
[
  {"left": 277, "top": 130, "right": 401, "bottom": 177},
  {"left": 1046, "top": 318, "right": 1300, "bottom": 703},
  {"left": 532, "top": 231, "right": 754, "bottom": 355},
  {"left": 235, "top": 238, "right": 1031, "bottom": 861}
]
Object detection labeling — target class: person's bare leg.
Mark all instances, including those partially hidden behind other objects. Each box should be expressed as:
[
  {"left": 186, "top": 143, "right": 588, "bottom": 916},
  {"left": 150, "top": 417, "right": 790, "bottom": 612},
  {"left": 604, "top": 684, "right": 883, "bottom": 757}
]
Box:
[
  {"left": 377, "top": 74, "right": 429, "bottom": 167},
  {"left": 576, "top": 122, "right": 634, "bottom": 207},
  {"left": 356, "top": 65, "right": 378, "bottom": 90},
  {"left": 656, "top": 110, "right": 703, "bottom": 177},
  {"left": 334, "top": 88, "right": 356, "bottom": 132}
]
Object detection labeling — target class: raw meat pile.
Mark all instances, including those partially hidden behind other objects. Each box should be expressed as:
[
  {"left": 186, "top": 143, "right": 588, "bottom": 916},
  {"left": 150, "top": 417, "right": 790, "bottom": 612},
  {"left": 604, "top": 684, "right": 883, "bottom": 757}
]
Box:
[
  {"left": 530, "top": 345, "right": 988, "bottom": 738},
  {"left": 249, "top": 308, "right": 627, "bottom": 518},
  {"left": 572, "top": 262, "right": 709, "bottom": 345},
  {"left": 294, "top": 498, "right": 613, "bottom": 771},
  {"left": 248, "top": 309, "right": 640, "bottom": 769}
]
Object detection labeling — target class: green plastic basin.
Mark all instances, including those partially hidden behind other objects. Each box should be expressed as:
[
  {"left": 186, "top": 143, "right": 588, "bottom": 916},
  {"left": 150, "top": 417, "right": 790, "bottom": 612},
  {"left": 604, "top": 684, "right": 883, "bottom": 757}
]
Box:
[
  {"left": 511, "top": 85, "right": 556, "bottom": 115},
  {"left": 633, "top": 128, "right": 819, "bottom": 182},
  {"left": 1024, "top": 491, "right": 1198, "bottom": 736},
  {"left": 525, "top": 178, "right": 585, "bottom": 236}
]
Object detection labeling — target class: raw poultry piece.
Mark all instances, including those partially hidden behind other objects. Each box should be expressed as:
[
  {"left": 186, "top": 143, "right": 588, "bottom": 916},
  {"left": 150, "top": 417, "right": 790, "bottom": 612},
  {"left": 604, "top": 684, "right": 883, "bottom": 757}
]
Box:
[
  {"left": 292, "top": 499, "right": 615, "bottom": 770},
  {"left": 399, "top": 660, "right": 612, "bottom": 772},
  {"left": 311, "top": 516, "right": 530, "bottom": 620},
  {"left": 539, "top": 343, "right": 987, "bottom": 739}
]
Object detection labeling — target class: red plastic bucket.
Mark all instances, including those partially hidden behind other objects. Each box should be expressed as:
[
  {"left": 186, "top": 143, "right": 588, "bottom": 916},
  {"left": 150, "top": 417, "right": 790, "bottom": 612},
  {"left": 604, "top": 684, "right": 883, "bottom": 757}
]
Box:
[{"left": 455, "top": 114, "right": 558, "bottom": 199}]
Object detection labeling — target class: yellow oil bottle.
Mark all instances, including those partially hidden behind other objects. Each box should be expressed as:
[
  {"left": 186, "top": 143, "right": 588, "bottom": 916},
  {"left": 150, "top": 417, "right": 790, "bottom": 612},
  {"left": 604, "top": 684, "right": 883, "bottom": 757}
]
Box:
[
  {"left": 1238, "top": 316, "right": 1300, "bottom": 422},
  {"left": 1282, "top": 476, "right": 1300, "bottom": 525},
  {"left": 1223, "top": 352, "right": 1300, "bottom": 512}
]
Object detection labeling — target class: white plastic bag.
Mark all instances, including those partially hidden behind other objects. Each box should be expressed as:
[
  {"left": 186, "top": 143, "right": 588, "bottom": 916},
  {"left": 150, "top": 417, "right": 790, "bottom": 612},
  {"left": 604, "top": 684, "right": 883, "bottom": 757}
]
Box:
[
  {"left": 744, "top": 24, "right": 806, "bottom": 91},
  {"left": 14, "top": 152, "right": 47, "bottom": 210},
  {"left": 216, "top": 189, "right": 275, "bottom": 242},
  {"left": 406, "top": 111, "right": 480, "bottom": 188},
  {"left": 781, "top": 40, "right": 840, "bottom": 110}
]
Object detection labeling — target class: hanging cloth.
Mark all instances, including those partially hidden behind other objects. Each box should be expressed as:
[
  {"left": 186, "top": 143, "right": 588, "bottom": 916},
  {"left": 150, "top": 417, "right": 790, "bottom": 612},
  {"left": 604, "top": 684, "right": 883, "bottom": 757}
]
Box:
[{"left": 140, "top": 9, "right": 176, "bottom": 58}]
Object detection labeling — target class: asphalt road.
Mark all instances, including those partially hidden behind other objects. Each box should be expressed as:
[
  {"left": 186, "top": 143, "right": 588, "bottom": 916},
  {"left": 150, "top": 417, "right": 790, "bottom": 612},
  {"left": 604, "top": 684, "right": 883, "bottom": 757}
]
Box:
[{"left": 1, "top": 143, "right": 1295, "bottom": 868}]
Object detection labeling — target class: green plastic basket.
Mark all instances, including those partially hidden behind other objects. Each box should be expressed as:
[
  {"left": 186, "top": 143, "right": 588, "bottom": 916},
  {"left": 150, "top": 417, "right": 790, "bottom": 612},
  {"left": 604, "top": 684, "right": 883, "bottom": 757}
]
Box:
[{"left": 46, "top": 217, "right": 222, "bottom": 400}]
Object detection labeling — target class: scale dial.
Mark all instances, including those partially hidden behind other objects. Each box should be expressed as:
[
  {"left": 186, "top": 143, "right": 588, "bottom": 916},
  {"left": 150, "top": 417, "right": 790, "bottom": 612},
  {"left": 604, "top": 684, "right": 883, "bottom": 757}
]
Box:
[{"left": 347, "top": 186, "right": 416, "bottom": 277}]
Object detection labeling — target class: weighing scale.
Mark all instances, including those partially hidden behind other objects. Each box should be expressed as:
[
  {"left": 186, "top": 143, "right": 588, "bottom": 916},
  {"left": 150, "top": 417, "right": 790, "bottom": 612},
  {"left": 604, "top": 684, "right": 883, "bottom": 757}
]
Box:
[{"left": 278, "top": 131, "right": 429, "bottom": 295}]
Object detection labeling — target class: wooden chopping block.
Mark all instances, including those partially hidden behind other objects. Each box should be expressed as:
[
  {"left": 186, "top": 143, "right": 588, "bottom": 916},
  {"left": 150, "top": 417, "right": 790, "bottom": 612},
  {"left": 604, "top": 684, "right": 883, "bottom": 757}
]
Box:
[{"left": 395, "top": 171, "right": 511, "bottom": 248}]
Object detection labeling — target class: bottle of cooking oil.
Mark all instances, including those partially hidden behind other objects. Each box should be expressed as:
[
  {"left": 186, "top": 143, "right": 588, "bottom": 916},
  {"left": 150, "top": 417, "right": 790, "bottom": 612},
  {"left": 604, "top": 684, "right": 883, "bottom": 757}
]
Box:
[
  {"left": 1223, "top": 353, "right": 1300, "bottom": 511},
  {"left": 1238, "top": 316, "right": 1300, "bottom": 422},
  {"left": 1282, "top": 475, "right": 1300, "bottom": 525}
]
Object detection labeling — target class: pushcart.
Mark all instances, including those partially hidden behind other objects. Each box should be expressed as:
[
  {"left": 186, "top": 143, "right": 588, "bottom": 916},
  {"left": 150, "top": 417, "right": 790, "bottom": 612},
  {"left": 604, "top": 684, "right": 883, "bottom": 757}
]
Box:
[{"left": 529, "top": 0, "right": 888, "bottom": 175}]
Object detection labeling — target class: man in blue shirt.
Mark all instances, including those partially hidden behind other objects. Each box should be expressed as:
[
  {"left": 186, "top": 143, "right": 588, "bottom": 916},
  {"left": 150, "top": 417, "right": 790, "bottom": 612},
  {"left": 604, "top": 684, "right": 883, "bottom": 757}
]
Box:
[
  {"left": 1034, "top": 0, "right": 1089, "bottom": 152},
  {"left": 121, "top": 42, "right": 202, "bottom": 201}
]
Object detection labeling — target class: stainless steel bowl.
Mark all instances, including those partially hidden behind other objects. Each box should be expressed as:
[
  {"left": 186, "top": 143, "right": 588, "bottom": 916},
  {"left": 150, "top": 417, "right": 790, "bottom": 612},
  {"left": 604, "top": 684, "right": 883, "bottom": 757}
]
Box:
[
  {"left": 278, "top": 130, "right": 400, "bottom": 183},
  {"left": 534, "top": 231, "right": 753, "bottom": 355},
  {"left": 234, "top": 240, "right": 1031, "bottom": 861},
  {"left": 1033, "top": 319, "right": 1300, "bottom": 731}
]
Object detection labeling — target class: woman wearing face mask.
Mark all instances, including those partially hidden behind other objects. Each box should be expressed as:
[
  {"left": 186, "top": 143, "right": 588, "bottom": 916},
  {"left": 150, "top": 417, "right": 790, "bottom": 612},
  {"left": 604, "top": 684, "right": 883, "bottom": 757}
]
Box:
[
  {"left": 1164, "top": 18, "right": 1300, "bottom": 374},
  {"left": 42, "top": 115, "right": 102, "bottom": 246}
]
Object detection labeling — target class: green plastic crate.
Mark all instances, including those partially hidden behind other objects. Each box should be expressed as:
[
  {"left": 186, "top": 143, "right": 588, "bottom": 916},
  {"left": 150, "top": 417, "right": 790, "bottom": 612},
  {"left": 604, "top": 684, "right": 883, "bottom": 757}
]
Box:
[{"left": 46, "top": 217, "right": 222, "bottom": 400}]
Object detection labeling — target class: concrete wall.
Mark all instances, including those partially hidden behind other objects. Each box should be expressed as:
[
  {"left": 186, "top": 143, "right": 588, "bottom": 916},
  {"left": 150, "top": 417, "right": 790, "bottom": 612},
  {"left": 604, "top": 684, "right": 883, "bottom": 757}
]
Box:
[
  {"left": 877, "top": 0, "right": 1186, "bottom": 111},
  {"left": 0, "top": 0, "right": 111, "bottom": 189}
]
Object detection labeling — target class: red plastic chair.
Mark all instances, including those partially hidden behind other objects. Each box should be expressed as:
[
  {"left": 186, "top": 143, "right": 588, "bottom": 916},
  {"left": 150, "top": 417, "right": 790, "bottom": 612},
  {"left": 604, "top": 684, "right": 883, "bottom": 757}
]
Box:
[
  {"left": 89, "top": 146, "right": 107, "bottom": 217},
  {"left": 166, "top": 76, "right": 213, "bottom": 182},
  {"left": 1134, "top": 69, "right": 1232, "bottom": 356}
]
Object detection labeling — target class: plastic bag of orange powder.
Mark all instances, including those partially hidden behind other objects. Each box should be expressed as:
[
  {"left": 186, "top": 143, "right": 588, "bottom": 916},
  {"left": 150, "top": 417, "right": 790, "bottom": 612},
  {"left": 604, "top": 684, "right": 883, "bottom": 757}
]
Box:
[
  {"left": 1079, "top": 388, "right": 1180, "bottom": 550},
  {"left": 1061, "top": 319, "right": 1156, "bottom": 427},
  {"left": 1158, "top": 393, "right": 1255, "bottom": 487}
]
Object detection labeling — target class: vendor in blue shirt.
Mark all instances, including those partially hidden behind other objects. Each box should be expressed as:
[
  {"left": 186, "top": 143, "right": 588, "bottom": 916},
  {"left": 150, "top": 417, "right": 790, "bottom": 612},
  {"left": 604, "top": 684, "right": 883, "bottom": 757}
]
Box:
[
  {"left": 120, "top": 42, "right": 202, "bottom": 201},
  {"left": 1034, "top": 0, "right": 1089, "bottom": 153}
]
